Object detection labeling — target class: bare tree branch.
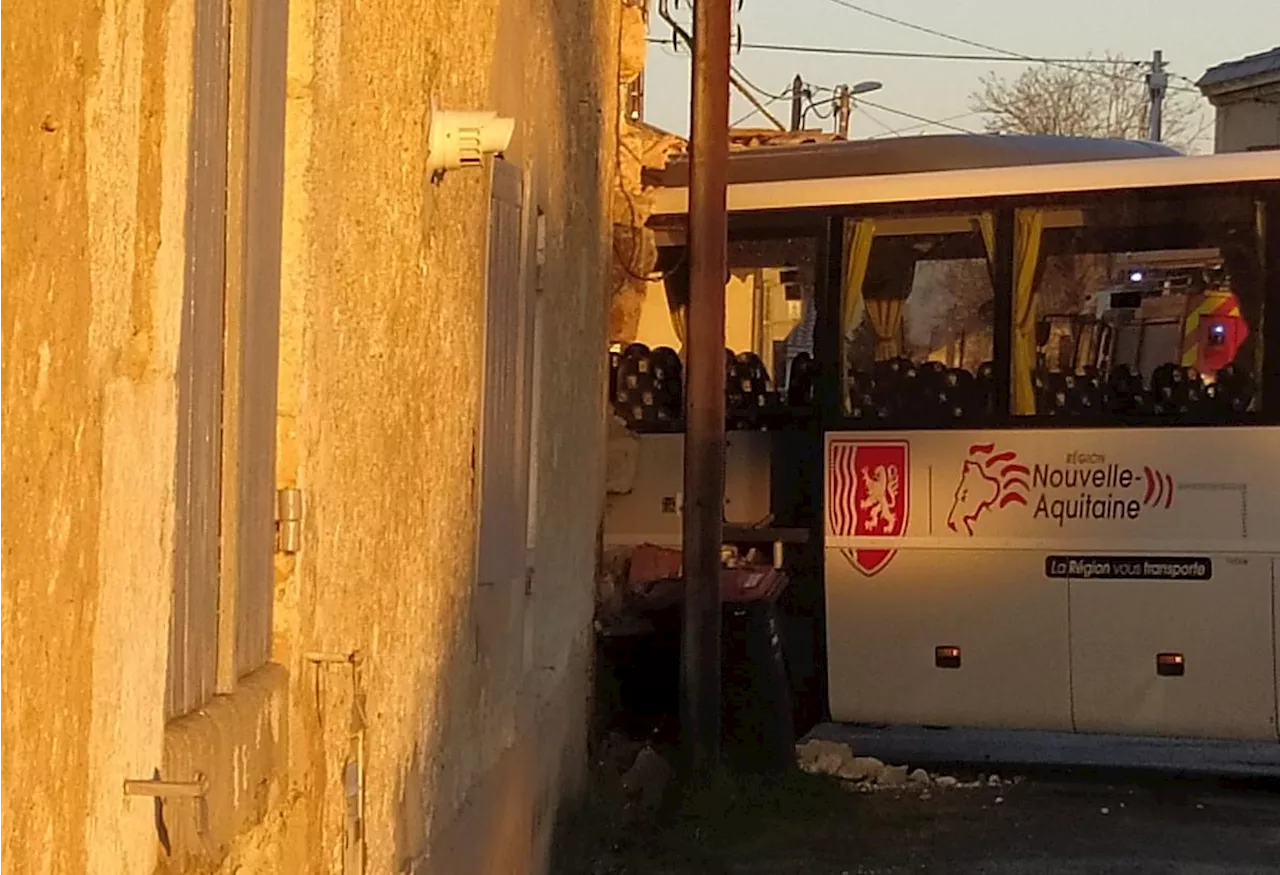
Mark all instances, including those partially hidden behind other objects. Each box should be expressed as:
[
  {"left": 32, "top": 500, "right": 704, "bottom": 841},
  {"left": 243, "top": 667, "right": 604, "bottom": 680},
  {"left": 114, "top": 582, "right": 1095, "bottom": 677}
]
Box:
[{"left": 970, "top": 54, "right": 1210, "bottom": 154}]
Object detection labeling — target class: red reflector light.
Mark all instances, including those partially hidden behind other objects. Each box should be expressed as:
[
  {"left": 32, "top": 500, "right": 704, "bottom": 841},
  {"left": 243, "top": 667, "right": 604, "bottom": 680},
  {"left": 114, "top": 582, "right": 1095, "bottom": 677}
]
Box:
[
  {"left": 935, "top": 646, "right": 961, "bottom": 669},
  {"left": 1156, "top": 652, "right": 1185, "bottom": 676}
]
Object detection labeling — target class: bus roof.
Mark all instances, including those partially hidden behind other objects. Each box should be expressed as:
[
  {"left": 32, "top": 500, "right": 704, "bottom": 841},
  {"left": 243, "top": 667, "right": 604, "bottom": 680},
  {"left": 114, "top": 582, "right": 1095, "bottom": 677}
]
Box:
[
  {"left": 645, "top": 133, "right": 1180, "bottom": 189},
  {"left": 648, "top": 140, "right": 1280, "bottom": 218}
]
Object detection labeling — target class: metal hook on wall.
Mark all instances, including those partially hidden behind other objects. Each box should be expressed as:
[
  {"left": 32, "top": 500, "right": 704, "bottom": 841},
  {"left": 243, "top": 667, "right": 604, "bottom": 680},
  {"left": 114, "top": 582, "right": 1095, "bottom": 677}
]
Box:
[{"left": 305, "top": 650, "right": 367, "bottom": 875}]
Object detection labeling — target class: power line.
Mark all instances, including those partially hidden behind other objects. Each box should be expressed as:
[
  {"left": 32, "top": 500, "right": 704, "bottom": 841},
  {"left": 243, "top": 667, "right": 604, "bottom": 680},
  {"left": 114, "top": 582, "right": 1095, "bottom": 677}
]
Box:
[
  {"left": 824, "top": 0, "right": 1052, "bottom": 61},
  {"left": 649, "top": 34, "right": 1203, "bottom": 94},
  {"left": 856, "top": 104, "right": 902, "bottom": 136},
  {"left": 748, "top": 73, "right": 982, "bottom": 137},
  {"left": 653, "top": 11, "right": 789, "bottom": 129},
  {"left": 1169, "top": 71, "right": 1205, "bottom": 94},
  {"left": 732, "top": 97, "right": 783, "bottom": 128},
  {"left": 865, "top": 110, "right": 985, "bottom": 138},
  {"left": 856, "top": 98, "right": 979, "bottom": 134},
  {"left": 806, "top": 86, "right": 981, "bottom": 135},
  {"left": 647, "top": 35, "right": 1133, "bottom": 66},
  {"left": 731, "top": 68, "right": 795, "bottom": 102},
  {"left": 805, "top": 96, "right": 835, "bottom": 121},
  {"left": 731, "top": 40, "right": 1128, "bottom": 65},
  {"left": 822, "top": 0, "right": 1155, "bottom": 86}
]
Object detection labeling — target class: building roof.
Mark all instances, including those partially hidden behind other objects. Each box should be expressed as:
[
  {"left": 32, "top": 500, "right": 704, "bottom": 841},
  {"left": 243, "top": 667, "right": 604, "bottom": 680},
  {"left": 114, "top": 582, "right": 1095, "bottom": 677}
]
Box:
[
  {"left": 1197, "top": 46, "right": 1280, "bottom": 91},
  {"left": 644, "top": 133, "right": 1179, "bottom": 189},
  {"left": 629, "top": 119, "right": 685, "bottom": 144},
  {"left": 727, "top": 128, "right": 844, "bottom": 151}
]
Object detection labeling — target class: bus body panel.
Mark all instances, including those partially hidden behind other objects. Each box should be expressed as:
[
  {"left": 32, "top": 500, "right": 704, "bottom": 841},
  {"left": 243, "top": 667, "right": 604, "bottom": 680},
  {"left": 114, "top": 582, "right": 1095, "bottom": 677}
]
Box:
[
  {"left": 824, "top": 426, "right": 1280, "bottom": 741},
  {"left": 604, "top": 431, "right": 773, "bottom": 549},
  {"left": 1069, "top": 558, "right": 1277, "bottom": 740},
  {"left": 825, "top": 547, "right": 1073, "bottom": 730}
]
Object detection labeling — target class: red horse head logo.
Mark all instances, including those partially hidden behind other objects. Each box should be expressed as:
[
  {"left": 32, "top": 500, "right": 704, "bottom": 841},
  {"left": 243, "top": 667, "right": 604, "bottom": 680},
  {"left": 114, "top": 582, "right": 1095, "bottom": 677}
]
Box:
[{"left": 946, "top": 443, "right": 1030, "bottom": 535}]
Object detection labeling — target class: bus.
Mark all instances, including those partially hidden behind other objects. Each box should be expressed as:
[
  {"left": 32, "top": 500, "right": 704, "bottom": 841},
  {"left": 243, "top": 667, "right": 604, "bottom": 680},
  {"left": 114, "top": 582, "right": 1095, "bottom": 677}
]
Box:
[{"left": 605, "top": 134, "right": 1280, "bottom": 743}]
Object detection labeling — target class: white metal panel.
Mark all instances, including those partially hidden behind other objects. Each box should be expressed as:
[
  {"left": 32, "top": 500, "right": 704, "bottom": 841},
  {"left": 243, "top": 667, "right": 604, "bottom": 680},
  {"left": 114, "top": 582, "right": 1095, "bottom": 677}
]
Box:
[
  {"left": 602, "top": 431, "right": 773, "bottom": 548},
  {"left": 824, "top": 427, "right": 1280, "bottom": 556},
  {"left": 1069, "top": 556, "right": 1276, "bottom": 740},
  {"left": 823, "top": 426, "right": 1280, "bottom": 740},
  {"left": 826, "top": 546, "right": 1073, "bottom": 729}
]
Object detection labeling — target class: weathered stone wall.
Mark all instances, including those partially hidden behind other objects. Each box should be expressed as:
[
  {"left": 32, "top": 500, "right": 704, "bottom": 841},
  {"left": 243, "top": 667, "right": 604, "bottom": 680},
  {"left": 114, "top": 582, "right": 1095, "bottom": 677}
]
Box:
[
  {"left": 2, "top": 1, "right": 193, "bottom": 872},
  {"left": 609, "top": 6, "right": 683, "bottom": 345},
  {"left": 1209, "top": 83, "right": 1280, "bottom": 152},
  {"left": 3, "top": 0, "right": 622, "bottom": 873},
  {"left": 230, "top": 0, "right": 622, "bottom": 871}
]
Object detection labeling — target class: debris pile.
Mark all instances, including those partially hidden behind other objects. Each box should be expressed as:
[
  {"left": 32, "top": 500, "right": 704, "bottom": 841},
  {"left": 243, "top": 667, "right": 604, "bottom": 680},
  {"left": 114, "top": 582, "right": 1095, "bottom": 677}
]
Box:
[
  {"left": 795, "top": 739, "right": 1018, "bottom": 796},
  {"left": 620, "top": 745, "right": 673, "bottom": 811}
]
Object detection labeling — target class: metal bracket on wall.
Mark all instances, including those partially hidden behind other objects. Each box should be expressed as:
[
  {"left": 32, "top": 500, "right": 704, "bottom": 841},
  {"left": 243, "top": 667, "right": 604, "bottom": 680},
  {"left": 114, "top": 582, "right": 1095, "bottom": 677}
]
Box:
[
  {"left": 124, "top": 770, "right": 213, "bottom": 857},
  {"left": 304, "top": 650, "right": 367, "bottom": 875},
  {"left": 276, "top": 487, "right": 303, "bottom": 554}
]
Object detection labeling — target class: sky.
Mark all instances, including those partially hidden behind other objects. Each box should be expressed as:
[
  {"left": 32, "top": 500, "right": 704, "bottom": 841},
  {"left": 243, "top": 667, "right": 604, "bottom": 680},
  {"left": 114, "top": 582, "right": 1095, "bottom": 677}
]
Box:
[{"left": 643, "top": 0, "right": 1275, "bottom": 149}]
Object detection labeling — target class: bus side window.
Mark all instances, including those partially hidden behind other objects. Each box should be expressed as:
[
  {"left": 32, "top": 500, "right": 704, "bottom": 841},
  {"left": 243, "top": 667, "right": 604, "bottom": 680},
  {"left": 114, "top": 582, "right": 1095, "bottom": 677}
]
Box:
[
  {"left": 1012, "top": 193, "right": 1264, "bottom": 422},
  {"left": 840, "top": 212, "right": 997, "bottom": 428}
]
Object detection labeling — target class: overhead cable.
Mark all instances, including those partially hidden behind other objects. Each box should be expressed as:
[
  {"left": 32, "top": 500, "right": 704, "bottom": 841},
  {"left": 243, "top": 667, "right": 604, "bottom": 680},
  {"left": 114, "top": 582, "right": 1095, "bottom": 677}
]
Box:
[
  {"left": 855, "top": 98, "right": 979, "bottom": 134},
  {"left": 865, "top": 110, "right": 985, "bottom": 138},
  {"left": 822, "top": 0, "right": 1167, "bottom": 87}
]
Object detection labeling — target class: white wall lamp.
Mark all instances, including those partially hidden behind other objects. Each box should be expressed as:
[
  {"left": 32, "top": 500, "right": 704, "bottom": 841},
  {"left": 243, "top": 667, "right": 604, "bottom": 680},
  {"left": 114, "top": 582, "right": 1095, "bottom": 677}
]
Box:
[{"left": 426, "top": 98, "right": 516, "bottom": 182}]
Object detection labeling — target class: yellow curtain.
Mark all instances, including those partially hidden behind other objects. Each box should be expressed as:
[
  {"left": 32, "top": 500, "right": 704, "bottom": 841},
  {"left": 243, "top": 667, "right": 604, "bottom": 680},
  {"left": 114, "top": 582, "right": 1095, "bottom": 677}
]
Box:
[
  {"left": 669, "top": 304, "right": 687, "bottom": 345},
  {"left": 973, "top": 213, "right": 996, "bottom": 264},
  {"left": 1013, "top": 209, "right": 1045, "bottom": 415},
  {"left": 865, "top": 298, "right": 904, "bottom": 360},
  {"left": 840, "top": 218, "right": 877, "bottom": 402}
]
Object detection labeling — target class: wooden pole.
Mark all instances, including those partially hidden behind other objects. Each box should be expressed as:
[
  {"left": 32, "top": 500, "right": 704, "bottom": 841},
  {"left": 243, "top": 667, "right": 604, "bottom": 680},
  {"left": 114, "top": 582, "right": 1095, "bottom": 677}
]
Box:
[{"left": 681, "top": 0, "right": 731, "bottom": 777}]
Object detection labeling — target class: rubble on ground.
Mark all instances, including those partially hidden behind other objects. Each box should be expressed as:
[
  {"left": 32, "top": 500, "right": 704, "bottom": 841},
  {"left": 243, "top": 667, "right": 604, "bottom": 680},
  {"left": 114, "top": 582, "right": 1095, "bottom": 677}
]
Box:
[
  {"left": 795, "top": 739, "right": 1019, "bottom": 795},
  {"left": 619, "top": 744, "right": 672, "bottom": 811}
]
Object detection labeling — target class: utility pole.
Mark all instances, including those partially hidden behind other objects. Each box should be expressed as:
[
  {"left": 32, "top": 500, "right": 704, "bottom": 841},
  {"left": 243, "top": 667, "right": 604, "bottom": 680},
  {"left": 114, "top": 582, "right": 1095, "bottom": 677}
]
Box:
[
  {"left": 835, "top": 84, "right": 852, "bottom": 139},
  {"left": 682, "top": 0, "right": 730, "bottom": 779},
  {"left": 656, "top": 0, "right": 786, "bottom": 131},
  {"left": 1146, "top": 49, "right": 1168, "bottom": 142},
  {"left": 790, "top": 73, "right": 805, "bottom": 131}
]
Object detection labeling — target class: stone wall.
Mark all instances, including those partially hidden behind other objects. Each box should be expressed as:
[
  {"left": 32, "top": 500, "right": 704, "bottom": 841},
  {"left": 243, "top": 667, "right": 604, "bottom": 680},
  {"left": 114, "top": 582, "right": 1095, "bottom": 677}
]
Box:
[
  {"left": 609, "top": 5, "right": 684, "bottom": 346},
  {"left": 2, "top": 1, "right": 193, "bottom": 871},
  {"left": 250, "top": 0, "right": 619, "bottom": 869},
  {"left": 2, "top": 0, "right": 624, "bottom": 872}
]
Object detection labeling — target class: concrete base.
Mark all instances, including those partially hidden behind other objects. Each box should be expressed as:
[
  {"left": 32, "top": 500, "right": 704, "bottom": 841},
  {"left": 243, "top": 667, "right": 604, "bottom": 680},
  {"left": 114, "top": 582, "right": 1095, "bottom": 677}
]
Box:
[{"left": 157, "top": 664, "right": 289, "bottom": 869}]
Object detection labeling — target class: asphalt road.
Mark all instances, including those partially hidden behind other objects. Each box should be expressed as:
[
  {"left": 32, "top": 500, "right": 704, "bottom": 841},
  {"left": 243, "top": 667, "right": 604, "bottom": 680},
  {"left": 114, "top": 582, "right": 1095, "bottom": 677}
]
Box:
[
  {"left": 788, "top": 725, "right": 1280, "bottom": 875},
  {"left": 796, "top": 768, "right": 1280, "bottom": 875},
  {"left": 557, "top": 728, "right": 1280, "bottom": 875}
]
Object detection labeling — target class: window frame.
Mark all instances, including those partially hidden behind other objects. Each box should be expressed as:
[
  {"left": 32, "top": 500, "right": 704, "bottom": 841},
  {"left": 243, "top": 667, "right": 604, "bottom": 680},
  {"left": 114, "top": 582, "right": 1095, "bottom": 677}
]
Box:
[
  {"left": 475, "top": 157, "right": 536, "bottom": 589},
  {"left": 168, "top": 0, "right": 233, "bottom": 720},
  {"left": 167, "top": 0, "right": 288, "bottom": 720}
]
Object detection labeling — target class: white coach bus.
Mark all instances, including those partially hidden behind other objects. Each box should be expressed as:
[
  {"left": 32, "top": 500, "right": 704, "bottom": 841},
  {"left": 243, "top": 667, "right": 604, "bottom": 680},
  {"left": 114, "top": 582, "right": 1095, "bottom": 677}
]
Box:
[{"left": 608, "top": 134, "right": 1280, "bottom": 742}]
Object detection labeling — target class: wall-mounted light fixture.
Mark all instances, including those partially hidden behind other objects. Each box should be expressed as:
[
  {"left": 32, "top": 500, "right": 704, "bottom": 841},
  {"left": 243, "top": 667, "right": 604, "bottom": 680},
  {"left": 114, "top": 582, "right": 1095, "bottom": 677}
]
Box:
[{"left": 426, "top": 98, "right": 515, "bottom": 180}]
